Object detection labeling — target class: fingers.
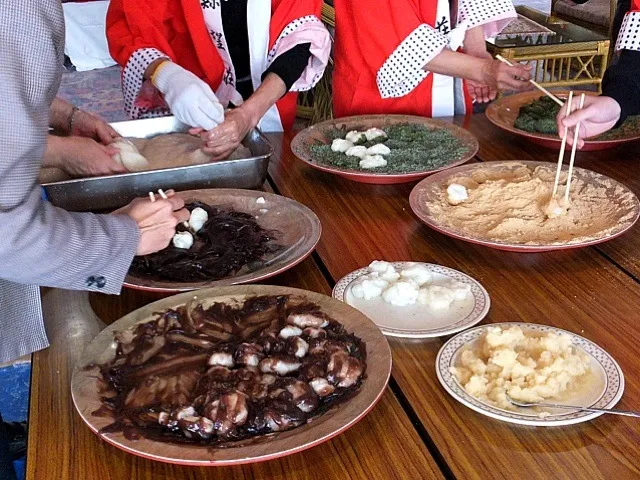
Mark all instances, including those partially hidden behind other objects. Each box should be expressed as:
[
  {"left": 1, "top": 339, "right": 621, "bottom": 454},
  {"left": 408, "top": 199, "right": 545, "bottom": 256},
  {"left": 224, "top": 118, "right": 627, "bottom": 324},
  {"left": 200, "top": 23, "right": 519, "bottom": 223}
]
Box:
[
  {"left": 562, "top": 105, "right": 597, "bottom": 129},
  {"left": 165, "top": 195, "right": 185, "bottom": 212},
  {"left": 96, "top": 124, "right": 120, "bottom": 145}
]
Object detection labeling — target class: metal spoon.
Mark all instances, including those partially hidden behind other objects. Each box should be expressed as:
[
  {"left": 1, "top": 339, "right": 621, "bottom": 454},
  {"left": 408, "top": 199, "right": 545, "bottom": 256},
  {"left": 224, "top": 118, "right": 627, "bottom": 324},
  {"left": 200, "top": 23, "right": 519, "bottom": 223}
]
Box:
[{"left": 506, "top": 396, "right": 640, "bottom": 419}]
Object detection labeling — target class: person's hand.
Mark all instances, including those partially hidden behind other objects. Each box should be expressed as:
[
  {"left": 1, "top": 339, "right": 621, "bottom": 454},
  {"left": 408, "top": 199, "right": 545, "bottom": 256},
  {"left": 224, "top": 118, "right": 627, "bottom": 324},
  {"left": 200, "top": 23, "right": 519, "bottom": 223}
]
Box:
[
  {"left": 113, "top": 190, "right": 190, "bottom": 256},
  {"left": 152, "top": 61, "right": 225, "bottom": 130},
  {"left": 192, "top": 107, "right": 254, "bottom": 160},
  {"left": 70, "top": 110, "right": 119, "bottom": 145},
  {"left": 465, "top": 52, "right": 497, "bottom": 103},
  {"left": 480, "top": 59, "right": 532, "bottom": 92},
  {"left": 55, "top": 136, "right": 127, "bottom": 177},
  {"left": 557, "top": 95, "right": 621, "bottom": 148}
]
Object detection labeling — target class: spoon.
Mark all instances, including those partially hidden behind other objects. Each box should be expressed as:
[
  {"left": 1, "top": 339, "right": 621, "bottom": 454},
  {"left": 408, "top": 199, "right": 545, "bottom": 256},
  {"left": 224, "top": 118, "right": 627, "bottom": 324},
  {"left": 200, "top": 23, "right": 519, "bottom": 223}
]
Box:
[{"left": 506, "top": 396, "right": 640, "bottom": 418}]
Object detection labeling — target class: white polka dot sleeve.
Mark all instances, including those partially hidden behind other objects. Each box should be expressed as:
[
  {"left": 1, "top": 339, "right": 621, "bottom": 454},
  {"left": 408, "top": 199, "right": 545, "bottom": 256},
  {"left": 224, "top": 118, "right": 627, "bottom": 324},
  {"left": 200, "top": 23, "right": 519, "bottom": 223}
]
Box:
[
  {"left": 121, "top": 47, "right": 171, "bottom": 119},
  {"left": 376, "top": 24, "right": 448, "bottom": 99},
  {"left": 459, "top": 0, "right": 516, "bottom": 38},
  {"left": 616, "top": 11, "right": 640, "bottom": 52}
]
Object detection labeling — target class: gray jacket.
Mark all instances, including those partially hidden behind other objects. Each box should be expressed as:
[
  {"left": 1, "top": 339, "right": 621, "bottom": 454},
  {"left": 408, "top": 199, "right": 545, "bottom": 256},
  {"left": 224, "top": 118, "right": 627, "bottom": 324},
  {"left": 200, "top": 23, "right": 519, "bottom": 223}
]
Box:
[{"left": 0, "top": 0, "right": 139, "bottom": 363}]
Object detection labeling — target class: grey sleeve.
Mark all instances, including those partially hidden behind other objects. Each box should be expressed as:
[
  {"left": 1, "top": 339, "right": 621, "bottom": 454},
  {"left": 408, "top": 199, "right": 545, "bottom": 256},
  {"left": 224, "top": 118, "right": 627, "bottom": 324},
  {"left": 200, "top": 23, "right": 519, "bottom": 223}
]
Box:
[{"left": 0, "top": 0, "right": 139, "bottom": 295}]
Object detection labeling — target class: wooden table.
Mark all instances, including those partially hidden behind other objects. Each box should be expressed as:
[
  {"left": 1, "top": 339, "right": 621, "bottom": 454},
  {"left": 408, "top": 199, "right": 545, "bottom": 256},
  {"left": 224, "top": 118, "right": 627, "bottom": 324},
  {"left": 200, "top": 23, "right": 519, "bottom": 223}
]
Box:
[{"left": 28, "top": 117, "right": 640, "bottom": 479}]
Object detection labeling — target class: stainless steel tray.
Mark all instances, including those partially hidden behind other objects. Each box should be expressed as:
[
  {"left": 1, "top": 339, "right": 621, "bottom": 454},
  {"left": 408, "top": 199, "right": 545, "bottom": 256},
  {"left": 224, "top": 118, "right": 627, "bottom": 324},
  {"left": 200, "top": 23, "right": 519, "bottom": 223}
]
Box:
[{"left": 42, "top": 116, "right": 272, "bottom": 212}]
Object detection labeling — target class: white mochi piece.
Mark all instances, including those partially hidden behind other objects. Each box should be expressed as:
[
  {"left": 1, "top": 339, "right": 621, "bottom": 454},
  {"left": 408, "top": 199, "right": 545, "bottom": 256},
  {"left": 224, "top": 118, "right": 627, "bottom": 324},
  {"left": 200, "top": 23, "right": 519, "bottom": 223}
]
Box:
[
  {"left": 189, "top": 207, "right": 208, "bottom": 233},
  {"left": 110, "top": 138, "right": 149, "bottom": 172},
  {"left": 418, "top": 285, "right": 455, "bottom": 310},
  {"left": 366, "top": 143, "right": 391, "bottom": 156},
  {"left": 368, "top": 261, "right": 400, "bottom": 282},
  {"left": 345, "top": 145, "right": 368, "bottom": 158},
  {"left": 172, "top": 231, "right": 194, "bottom": 249},
  {"left": 399, "top": 264, "right": 433, "bottom": 286},
  {"left": 345, "top": 130, "right": 366, "bottom": 143},
  {"left": 351, "top": 275, "right": 389, "bottom": 300},
  {"left": 365, "top": 128, "right": 387, "bottom": 141},
  {"left": 331, "top": 138, "right": 354, "bottom": 153},
  {"left": 382, "top": 281, "right": 420, "bottom": 306},
  {"left": 359, "top": 155, "right": 387, "bottom": 169},
  {"left": 446, "top": 183, "right": 468, "bottom": 206}
]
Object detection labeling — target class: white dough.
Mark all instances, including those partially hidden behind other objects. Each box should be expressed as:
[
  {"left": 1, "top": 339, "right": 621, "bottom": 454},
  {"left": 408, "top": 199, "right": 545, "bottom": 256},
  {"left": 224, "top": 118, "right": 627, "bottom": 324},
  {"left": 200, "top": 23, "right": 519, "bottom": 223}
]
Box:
[
  {"left": 359, "top": 155, "right": 388, "bottom": 169},
  {"left": 365, "top": 128, "right": 387, "bottom": 141},
  {"left": 368, "top": 261, "right": 400, "bottom": 282},
  {"left": 382, "top": 281, "right": 420, "bottom": 306},
  {"left": 189, "top": 207, "right": 208, "bottom": 233},
  {"left": 446, "top": 183, "right": 468, "bottom": 206},
  {"left": 447, "top": 280, "right": 471, "bottom": 300},
  {"left": 172, "top": 231, "right": 194, "bottom": 249},
  {"left": 345, "top": 130, "right": 366, "bottom": 143},
  {"left": 110, "top": 138, "right": 149, "bottom": 172},
  {"left": 256, "top": 197, "right": 266, "bottom": 204},
  {"left": 351, "top": 275, "right": 389, "bottom": 300},
  {"left": 366, "top": 143, "right": 391, "bottom": 156},
  {"left": 399, "top": 264, "right": 433, "bottom": 286},
  {"left": 331, "top": 138, "right": 354, "bottom": 153},
  {"left": 418, "top": 285, "right": 455, "bottom": 310},
  {"left": 345, "top": 145, "right": 368, "bottom": 158}
]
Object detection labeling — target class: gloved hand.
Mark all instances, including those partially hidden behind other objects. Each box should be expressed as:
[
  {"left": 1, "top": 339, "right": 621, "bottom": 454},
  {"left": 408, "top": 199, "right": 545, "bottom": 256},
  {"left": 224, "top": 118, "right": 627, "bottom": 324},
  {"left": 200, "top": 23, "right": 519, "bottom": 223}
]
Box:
[{"left": 152, "top": 61, "right": 225, "bottom": 130}]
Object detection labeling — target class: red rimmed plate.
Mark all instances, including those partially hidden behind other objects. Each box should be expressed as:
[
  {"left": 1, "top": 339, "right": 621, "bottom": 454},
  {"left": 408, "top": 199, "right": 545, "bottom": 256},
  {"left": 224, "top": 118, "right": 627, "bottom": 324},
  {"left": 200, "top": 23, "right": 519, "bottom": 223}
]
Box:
[
  {"left": 486, "top": 90, "right": 640, "bottom": 151},
  {"left": 124, "top": 189, "right": 321, "bottom": 292},
  {"left": 71, "top": 285, "right": 392, "bottom": 466},
  {"left": 409, "top": 161, "right": 640, "bottom": 252},
  {"left": 291, "top": 115, "right": 479, "bottom": 184}
]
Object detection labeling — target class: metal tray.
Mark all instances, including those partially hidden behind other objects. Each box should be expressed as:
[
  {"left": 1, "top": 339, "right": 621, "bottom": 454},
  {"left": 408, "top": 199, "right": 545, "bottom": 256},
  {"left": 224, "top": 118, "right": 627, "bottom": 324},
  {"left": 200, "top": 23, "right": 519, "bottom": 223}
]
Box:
[{"left": 42, "top": 116, "right": 272, "bottom": 212}]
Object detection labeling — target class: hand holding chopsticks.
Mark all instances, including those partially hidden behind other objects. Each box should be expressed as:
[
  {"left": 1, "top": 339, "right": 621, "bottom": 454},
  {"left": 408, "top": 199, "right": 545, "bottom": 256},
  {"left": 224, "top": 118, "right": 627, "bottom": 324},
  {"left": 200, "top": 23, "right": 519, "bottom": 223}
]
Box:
[
  {"left": 495, "top": 55, "right": 564, "bottom": 107},
  {"left": 549, "top": 92, "right": 586, "bottom": 214}
]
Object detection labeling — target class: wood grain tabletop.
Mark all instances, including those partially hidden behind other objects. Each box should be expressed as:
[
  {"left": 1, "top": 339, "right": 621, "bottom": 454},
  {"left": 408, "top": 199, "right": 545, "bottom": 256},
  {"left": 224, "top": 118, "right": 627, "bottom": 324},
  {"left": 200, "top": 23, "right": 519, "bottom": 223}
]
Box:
[{"left": 266, "top": 129, "right": 640, "bottom": 479}]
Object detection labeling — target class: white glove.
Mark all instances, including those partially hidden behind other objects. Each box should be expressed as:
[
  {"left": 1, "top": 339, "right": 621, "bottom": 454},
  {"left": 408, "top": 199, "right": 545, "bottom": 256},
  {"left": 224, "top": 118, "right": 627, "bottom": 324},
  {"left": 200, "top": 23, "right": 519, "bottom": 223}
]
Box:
[{"left": 152, "top": 62, "right": 224, "bottom": 130}]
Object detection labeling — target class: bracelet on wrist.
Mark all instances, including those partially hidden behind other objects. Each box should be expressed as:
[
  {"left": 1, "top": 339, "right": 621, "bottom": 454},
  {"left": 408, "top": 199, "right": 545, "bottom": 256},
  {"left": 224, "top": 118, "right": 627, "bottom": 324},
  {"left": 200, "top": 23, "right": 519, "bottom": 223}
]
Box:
[{"left": 68, "top": 106, "right": 80, "bottom": 135}]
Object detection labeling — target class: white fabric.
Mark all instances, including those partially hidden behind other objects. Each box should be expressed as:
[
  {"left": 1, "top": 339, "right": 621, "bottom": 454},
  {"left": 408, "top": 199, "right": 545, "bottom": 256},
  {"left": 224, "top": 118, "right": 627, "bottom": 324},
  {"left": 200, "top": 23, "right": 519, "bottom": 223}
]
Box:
[
  {"left": 152, "top": 62, "right": 224, "bottom": 129},
  {"left": 432, "top": 0, "right": 456, "bottom": 117},
  {"left": 62, "top": 1, "right": 116, "bottom": 71},
  {"left": 247, "top": 0, "right": 283, "bottom": 132},
  {"left": 201, "top": 3, "right": 245, "bottom": 108},
  {"left": 616, "top": 11, "right": 640, "bottom": 52}
]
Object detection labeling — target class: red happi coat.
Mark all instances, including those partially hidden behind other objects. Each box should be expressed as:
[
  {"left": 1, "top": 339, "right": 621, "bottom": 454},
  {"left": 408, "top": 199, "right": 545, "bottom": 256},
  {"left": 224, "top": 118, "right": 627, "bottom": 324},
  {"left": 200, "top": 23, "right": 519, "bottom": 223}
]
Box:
[
  {"left": 107, "top": 0, "right": 323, "bottom": 131},
  {"left": 616, "top": 0, "right": 640, "bottom": 51},
  {"left": 333, "top": 0, "right": 474, "bottom": 119}
]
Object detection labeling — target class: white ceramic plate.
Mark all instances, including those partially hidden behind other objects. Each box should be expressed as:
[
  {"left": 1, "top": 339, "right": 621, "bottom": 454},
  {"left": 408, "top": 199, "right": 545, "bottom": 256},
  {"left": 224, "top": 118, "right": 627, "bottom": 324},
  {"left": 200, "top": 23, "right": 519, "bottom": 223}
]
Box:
[
  {"left": 332, "top": 262, "right": 490, "bottom": 338},
  {"left": 436, "top": 323, "right": 625, "bottom": 426}
]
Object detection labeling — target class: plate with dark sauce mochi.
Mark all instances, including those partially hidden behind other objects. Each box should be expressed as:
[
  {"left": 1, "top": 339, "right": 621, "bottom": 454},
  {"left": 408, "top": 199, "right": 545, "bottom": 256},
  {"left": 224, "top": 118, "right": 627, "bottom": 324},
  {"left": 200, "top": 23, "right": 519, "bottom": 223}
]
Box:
[
  {"left": 125, "top": 189, "right": 321, "bottom": 292},
  {"left": 71, "top": 285, "right": 392, "bottom": 466}
]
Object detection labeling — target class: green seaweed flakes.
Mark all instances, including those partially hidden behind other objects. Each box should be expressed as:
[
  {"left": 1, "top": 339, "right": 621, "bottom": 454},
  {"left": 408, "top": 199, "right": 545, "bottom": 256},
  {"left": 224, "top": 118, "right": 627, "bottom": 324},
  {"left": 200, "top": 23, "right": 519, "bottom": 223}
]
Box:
[{"left": 309, "top": 123, "right": 468, "bottom": 174}]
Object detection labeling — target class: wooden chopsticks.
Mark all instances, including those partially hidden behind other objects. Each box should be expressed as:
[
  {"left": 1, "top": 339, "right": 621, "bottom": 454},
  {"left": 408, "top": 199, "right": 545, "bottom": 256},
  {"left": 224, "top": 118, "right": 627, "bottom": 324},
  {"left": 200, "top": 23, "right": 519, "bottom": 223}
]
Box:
[
  {"left": 495, "top": 55, "right": 564, "bottom": 107},
  {"left": 550, "top": 91, "right": 586, "bottom": 207},
  {"left": 564, "top": 93, "right": 586, "bottom": 206},
  {"left": 552, "top": 91, "right": 574, "bottom": 198},
  {"left": 148, "top": 189, "right": 169, "bottom": 202}
]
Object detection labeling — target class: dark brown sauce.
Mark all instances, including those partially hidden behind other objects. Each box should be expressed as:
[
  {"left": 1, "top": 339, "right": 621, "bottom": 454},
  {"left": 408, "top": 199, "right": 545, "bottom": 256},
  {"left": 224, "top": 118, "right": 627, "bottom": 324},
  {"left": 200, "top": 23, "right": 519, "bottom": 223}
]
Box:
[
  {"left": 93, "top": 295, "right": 366, "bottom": 447},
  {"left": 130, "top": 202, "right": 283, "bottom": 282}
]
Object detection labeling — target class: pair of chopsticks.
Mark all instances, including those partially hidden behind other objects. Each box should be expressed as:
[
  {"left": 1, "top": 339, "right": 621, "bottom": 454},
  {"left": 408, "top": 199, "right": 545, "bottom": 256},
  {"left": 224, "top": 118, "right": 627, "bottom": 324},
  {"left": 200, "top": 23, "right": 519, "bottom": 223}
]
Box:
[
  {"left": 495, "top": 55, "right": 564, "bottom": 107},
  {"left": 551, "top": 91, "right": 586, "bottom": 206},
  {"left": 148, "top": 189, "right": 168, "bottom": 202}
]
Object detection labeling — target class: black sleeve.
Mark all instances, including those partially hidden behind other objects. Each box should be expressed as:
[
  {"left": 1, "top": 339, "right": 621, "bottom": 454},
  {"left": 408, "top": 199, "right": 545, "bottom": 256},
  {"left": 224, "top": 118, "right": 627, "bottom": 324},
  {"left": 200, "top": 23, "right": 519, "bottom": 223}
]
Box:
[
  {"left": 602, "top": 49, "right": 640, "bottom": 125},
  {"left": 262, "top": 43, "right": 312, "bottom": 92}
]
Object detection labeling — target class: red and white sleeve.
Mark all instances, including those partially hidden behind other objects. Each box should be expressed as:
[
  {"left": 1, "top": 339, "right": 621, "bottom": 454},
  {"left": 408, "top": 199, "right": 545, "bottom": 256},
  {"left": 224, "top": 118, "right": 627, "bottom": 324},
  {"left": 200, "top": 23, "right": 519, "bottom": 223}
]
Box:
[
  {"left": 616, "top": 3, "right": 640, "bottom": 52},
  {"left": 458, "top": 0, "right": 516, "bottom": 39},
  {"left": 377, "top": 25, "right": 448, "bottom": 99}
]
